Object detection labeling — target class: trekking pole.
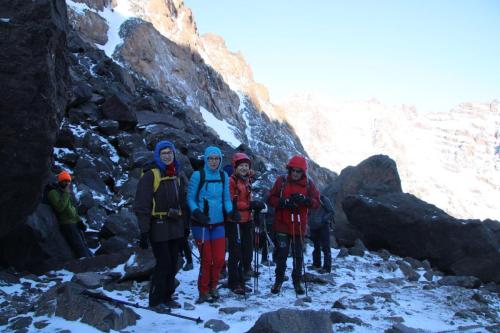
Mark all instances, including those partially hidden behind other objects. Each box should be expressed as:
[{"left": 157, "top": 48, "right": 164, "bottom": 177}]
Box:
[
  {"left": 262, "top": 221, "right": 272, "bottom": 281},
  {"left": 297, "top": 212, "right": 308, "bottom": 297},
  {"left": 236, "top": 223, "right": 246, "bottom": 300},
  {"left": 253, "top": 213, "right": 261, "bottom": 293},
  {"left": 82, "top": 290, "right": 203, "bottom": 324},
  {"left": 290, "top": 207, "right": 297, "bottom": 298}
]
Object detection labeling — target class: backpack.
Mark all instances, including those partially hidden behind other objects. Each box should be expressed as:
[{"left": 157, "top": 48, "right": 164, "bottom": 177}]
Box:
[
  {"left": 141, "top": 161, "right": 180, "bottom": 193},
  {"left": 195, "top": 168, "right": 227, "bottom": 215},
  {"left": 42, "top": 183, "right": 58, "bottom": 205}
]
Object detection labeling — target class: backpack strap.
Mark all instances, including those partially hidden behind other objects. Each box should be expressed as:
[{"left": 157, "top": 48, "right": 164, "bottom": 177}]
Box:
[
  {"left": 195, "top": 169, "right": 226, "bottom": 211},
  {"left": 150, "top": 168, "right": 181, "bottom": 218}
]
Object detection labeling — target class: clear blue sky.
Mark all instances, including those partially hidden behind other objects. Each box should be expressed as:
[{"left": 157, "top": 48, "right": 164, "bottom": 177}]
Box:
[{"left": 184, "top": 0, "right": 500, "bottom": 110}]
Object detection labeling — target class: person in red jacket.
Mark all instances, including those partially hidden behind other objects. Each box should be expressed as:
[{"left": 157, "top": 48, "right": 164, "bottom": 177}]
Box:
[
  {"left": 268, "top": 155, "right": 320, "bottom": 295},
  {"left": 227, "top": 153, "right": 265, "bottom": 294}
]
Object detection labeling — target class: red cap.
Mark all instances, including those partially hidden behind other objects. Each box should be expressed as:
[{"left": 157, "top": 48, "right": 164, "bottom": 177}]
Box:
[{"left": 57, "top": 171, "right": 71, "bottom": 183}]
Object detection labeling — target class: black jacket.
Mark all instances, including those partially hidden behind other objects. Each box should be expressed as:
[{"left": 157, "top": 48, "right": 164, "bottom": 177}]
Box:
[
  {"left": 308, "top": 194, "right": 334, "bottom": 230},
  {"left": 134, "top": 169, "right": 188, "bottom": 242}
]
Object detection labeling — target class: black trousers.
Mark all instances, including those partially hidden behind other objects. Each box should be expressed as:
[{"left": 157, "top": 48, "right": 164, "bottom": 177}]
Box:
[
  {"left": 310, "top": 224, "right": 331, "bottom": 271},
  {"left": 275, "top": 232, "right": 303, "bottom": 283},
  {"left": 180, "top": 228, "right": 193, "bottom": 264},
  {"left": 226, "top": 222, "right": 253, "bottom": 288},
  {"left": 59, "top": 224, "right": 92, "bottom": 258},
  {"left": 149, "top": 238, "right": 181, "bottom": 307}
]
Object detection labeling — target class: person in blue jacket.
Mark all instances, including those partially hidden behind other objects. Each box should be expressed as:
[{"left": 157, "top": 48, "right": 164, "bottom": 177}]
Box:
[{"left": 187, "top": 146, "right": 233, "bottom": 303}]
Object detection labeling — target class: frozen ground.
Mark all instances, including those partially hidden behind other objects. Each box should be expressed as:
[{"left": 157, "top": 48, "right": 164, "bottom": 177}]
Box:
[{"left": 0, "top": 245, "right": 498, "bottom": 332}]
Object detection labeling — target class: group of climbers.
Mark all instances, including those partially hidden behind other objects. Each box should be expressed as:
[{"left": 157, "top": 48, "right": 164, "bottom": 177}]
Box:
[{"left": 49, "top": 140, "right": 334, "bottom": 310}]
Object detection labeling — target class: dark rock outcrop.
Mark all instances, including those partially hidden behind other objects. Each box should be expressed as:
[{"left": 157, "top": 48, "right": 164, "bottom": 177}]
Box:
[
  {"left": 36, "top": 282, "right": 140, "bottom": 332},
  {"left": 247, "top": 308, "right": 333, "bottom": 333},
  {"left": 343, "top": 192, "right": 500, "bottom": 283},
  {"left": 0, "top": 0, "right": 70, "bottom": 238},
  {"left": 324, "top": 154, "right": 402, "bottom": 246},
  {"left": 0, "top": 204, "right": 74, "bottom": 273}
]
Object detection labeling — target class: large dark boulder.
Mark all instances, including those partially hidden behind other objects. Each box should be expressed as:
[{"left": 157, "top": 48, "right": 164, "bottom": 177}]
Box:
[
  {"left": 0, "top": 204, "right": 74, "bottom": 273},
  {"left": 343, "top": 192, "right": 500, "bottom": 283},
  {"left": 0, "top": 0, "right": 70, "bottom": 238},
  {"left": 35, "top": 282, "right": 140, "bottom": 332},
  {"left": 247, "top": 308, "right": 333, "bottom": 333},
  {"left": 323, "top": 155, "right": 402, "bottom": 246}
]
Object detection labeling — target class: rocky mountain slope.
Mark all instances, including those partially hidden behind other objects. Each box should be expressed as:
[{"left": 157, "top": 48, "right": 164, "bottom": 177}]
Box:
[{"left": 281, "top": 94, "right": 500, "bottom": 221}]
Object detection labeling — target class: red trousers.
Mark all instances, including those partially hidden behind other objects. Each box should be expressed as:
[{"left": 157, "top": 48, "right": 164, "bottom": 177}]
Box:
[{"left": 196, "top": 236, "right": 226, "bottom": 294}]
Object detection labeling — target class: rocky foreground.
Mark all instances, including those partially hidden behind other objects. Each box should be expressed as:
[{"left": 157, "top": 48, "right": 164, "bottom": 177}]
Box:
[{"left": 0, "top": 243, "right": 498, "bottom": 333}]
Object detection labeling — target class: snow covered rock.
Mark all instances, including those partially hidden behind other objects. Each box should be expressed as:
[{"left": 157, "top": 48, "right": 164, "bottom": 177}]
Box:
[
  {"left": 247, "top": 308, "right": 333, "bottom": 333},
  {"left": 35, "top": 282, "right": 140, "bottom": 332}
]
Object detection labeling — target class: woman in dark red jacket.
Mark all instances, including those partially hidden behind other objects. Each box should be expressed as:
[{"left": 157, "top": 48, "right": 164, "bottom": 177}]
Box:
[
  {"left": 227, "top": 153, "right": 264, "bottom": 294},
  {"left": 268, "top": 155, "right": 320, "bottom": 295}
]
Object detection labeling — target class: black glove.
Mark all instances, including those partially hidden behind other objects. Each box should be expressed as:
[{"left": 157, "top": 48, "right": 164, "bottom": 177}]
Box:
[
  {"left": 230, "top": 210, "right": 241, "bottom": 222},
  {"left": 250, "top": 200, "right": 265, "bottom": 212},
  {"left": 77, "top": 220, "right": 87, "bottom": 232},
  {"left": 139, "top": 232, "right": 149, "bottom": 250},
  {"left": 279, "top": 197, "right": 295, "bottom": 209},
  {"left": 291, "top": 193, "right": 311, "bottom": 206},
  {"left": 193, "top": 209, "right": 210, "bottom": 225}
]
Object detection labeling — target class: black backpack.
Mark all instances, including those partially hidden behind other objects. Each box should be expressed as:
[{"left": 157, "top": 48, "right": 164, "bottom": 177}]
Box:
[{"left": 42, "top": 183, "right": 58, "bottom": 205}]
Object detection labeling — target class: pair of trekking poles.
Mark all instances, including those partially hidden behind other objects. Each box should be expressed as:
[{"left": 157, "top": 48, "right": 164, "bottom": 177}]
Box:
[{"left": 290, "top": 205, "right": 308, "bottom": 297}]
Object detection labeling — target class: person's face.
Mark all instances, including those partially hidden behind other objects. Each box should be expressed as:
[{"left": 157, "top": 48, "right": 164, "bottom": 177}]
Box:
[
  {"left": 160, "top": 148, "right": 174, "bottom": 165},
  {"left": 236, "top": 162, "right": 250, "bottom": 176},
  {"left": 59, "top": 180, "right": 70, "bottom": 190},
  {"left": 289, "top": 167, "right": 303, "bottom": 181},
  {"left": 207, "top": 154, "right": 220, "bottom": 170}
]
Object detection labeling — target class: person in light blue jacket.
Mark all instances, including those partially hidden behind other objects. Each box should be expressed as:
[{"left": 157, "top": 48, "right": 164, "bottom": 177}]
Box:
[{"left": 187, "top": 146, "right": 233, "bottom": 303}]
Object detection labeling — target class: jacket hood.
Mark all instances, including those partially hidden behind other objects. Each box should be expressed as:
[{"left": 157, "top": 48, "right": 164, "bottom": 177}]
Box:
[
  {"left": 154, "top": 140, "right": 179, "bottom": 171},
  {"left": 232, "top": 152, "right": 251, "bottom": 168},
  {"left": 204, "top": 146, "right": 223, "bottom": 172},
  {"left": 286, "top": 155, "right": 307, "bottom": 173}
]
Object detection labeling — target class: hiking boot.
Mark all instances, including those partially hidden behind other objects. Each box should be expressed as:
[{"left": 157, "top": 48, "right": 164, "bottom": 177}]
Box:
[
  {"left": 209, "top": 288, "right": 220, "bottom": 300},
  {"left": 271, "top": 280, "right": 283, "bottom": 294},
  {"left": 195, "top": 292, "right": 211, "bottom": 304},
  {"left": 308, "top": 264, "right": 321, "bottom": 271},
  {"left": 230, "top": 285, "right": 245, "bottom": 295},
  {"left": 151, "top": 303, "right": 171, "bottom": 313},
  {"left": 182, "top": 262, "right": 194, "bottom": 271},
  {"left": 293, "top": 280, "right": 305, "bottom": 295},
  {"left": 261, "top": 260, "right": 276, "bottom": 266},
  {"left": 318, "top": 267, "right": 331, "bottom": 274},
  {"left": 165, "top": 299, "right": 181, "bottom": 309}
]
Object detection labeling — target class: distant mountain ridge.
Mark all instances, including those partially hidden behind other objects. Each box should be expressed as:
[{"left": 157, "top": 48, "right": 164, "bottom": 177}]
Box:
[{"left": 281, "top": 93, "right": 500, "bottom": 220}]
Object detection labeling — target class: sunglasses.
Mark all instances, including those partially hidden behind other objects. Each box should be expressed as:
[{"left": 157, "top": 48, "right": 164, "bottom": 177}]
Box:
[{"left": 290, "top": 168, "right": 303, "bottom": 174}]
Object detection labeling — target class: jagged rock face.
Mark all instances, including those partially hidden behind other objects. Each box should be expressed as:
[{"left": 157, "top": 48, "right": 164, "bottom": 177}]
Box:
[
  {"left": 117, "top": 19, "right": 240, "bottom": 119},
  {"left": 281, "top": 94, "right": 500, "bottom": 221},
  {"left": 323, "top": 155, "right": 402, "bottom": 246},
  {"left": 67, "top": 8, "right": 108, "bottom": 45},
  {"left": 343, "top": 193, "right": 500, "bottom": 283},
  {"left": 0, "top": 0, "right": 70, "bottom": 238}
]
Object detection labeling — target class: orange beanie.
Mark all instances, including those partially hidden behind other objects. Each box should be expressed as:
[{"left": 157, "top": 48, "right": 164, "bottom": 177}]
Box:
[{"left": 57, "top": 171, "right": 71, "bottom": 183}]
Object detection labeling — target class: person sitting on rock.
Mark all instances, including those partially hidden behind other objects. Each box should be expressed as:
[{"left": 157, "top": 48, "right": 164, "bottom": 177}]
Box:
[
  {"left": 268, "top": 155, "right": 320, "bottom": 295},
  {"left": 187, "top": 146, "right": 233, "bottom": 304},
  {"left": 47, "top": 171, "right": 92, "bottom": 259},
  {"left": 134, "top": 140, "right": 188, "bottom": 309},
  {"left": 308, "top": 194, "right": 335, "bottom": 274}
]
